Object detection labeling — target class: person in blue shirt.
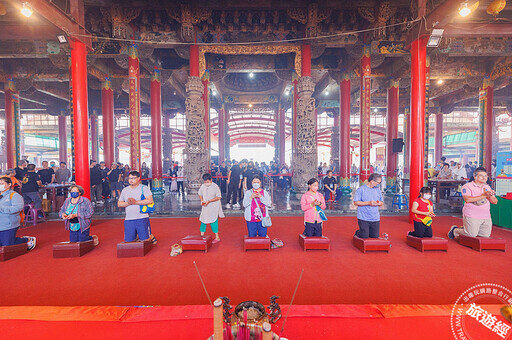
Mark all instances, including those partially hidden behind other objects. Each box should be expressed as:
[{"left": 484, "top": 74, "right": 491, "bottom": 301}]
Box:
[
  {"left": 0, "top": 176, "right": 36, "bottom": 250},
  {"left": 353, "top": 173, "right": 384, "bottom": 238}
]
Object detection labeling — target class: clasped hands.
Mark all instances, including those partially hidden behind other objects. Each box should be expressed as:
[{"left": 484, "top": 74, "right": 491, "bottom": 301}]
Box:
[
  {"left": 369, "top": 200, "right": 383, "bottom": 206},
  {"left": 62, "top": 213, "right": 77, "bottom": 220},
  {"left": 310, "top": 199, "right": 321, "bottom": 207},
  {"left": 127, "top": 197, "right": 140, "bottom": 205}
]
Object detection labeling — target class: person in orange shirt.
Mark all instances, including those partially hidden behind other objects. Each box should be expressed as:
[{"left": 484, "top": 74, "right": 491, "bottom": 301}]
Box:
[{"left": 4, "top": 169, "right": 20, "bottom": 193}]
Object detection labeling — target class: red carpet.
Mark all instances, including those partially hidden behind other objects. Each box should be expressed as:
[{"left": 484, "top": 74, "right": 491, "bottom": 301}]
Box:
[{"left": 2, "top": 215, "right": 511, "bottom": 306}]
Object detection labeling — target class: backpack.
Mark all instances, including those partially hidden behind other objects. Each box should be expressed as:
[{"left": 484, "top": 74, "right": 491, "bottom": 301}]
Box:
[{"left": 10, "top": 192, "right": 25, "bottom": 224}]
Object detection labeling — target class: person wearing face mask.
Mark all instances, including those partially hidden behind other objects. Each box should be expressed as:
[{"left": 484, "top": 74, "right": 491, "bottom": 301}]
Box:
[
  {"left": 243, "top": 175, "right": 272, "bottom": 237},
  {"left": 59, "top": 185, "right": 98, "bottom": 245},
  {"left": 353, "top": 173, "right": 384, "bottom": 239},
  {"left": 409, "top": 187, "right": 436, "bottom": 238},
  {"left": 0, "top": 177, "right": 36, "bottom": 250},
  {"left": 198, "top": 173, "right": 224, "bottom": 243},
  {"left": 300, "top": 178, "right": 327, "bottom": 237}
]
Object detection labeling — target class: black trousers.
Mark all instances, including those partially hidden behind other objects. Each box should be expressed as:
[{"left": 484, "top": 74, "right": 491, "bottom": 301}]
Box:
[
  {"left": 355, "top": 219, "right": 380, "bottom": 238},
  {"left": 226, "top": 182, "right": 239, "bottom": 204},
  {"left": 177, "top": 181, "right": 185, "bottom": 194},
  {"left": 408, "top": 220, "right": 433, "bottom": 238},
  {"left": 303, "top": 222, "right": 322, "bottom": 237}
]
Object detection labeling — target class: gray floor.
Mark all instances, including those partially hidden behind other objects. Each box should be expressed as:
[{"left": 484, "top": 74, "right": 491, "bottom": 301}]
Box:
[{"left": 83, "top": 181, "right": 463, "bottom": 218}]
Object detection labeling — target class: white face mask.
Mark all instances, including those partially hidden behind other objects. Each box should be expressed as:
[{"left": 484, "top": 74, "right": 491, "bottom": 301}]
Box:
[
  {"left": 205, "top": 182, "right": 212, "bottom": 187},
  {"left": 252, "top": 183, "right": 260, "bottom": 189},
  {"left": 423, "top": 194, "right": 432, "bottom": 200},
  {"left": 0, "top": 184, "right": 6, "bottom": 192}
]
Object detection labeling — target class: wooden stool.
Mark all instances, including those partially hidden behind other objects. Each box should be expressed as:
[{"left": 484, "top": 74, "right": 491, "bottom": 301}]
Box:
[
  {"left": 406, "top": 235, "right": 448, "bottom": 252},
  {"left": 53, "top": 240, "right": 95, "bottom": 258},
  {"left": 458, "top": 235, "right": 506, "bottom": 252},
  {"left": 353, "top": 235, "right": 391, "bottom": 253},
  {"left": 298, "top": 234, "right": 330, "bottom": 251},
  {"left": 117, "top": 239, "right": 153, "bottom": 258},
  {"left": 0, "top": 243, "right": 28, "bottom": 261},
  {"left": 181, "top": 235, "right": 213, "bottom": 253},
  {"left": 244, "top": 236, "right": 271, "bottom": 251}
]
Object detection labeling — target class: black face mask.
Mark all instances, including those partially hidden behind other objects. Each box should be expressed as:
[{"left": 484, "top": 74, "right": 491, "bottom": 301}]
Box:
[{"left": 248, "top": 166, "right": 253, "bottom": 169}]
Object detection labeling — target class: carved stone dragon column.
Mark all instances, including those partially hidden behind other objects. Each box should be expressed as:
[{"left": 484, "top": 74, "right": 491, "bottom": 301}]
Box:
[
  {"left": 292, "top": 75, "right": 318, "bottom": 193},
  {"left": 183, "top": 76, "right": 209, "bottom": 197}
]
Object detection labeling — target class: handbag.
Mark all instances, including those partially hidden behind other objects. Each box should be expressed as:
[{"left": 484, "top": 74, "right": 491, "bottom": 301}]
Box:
[
  {"left": 68, "top": 201, "right": 79, "bottom": 223},
  {"left": 415, "top": 200, "right": 433, "bottom": 226},
  {"left": 310, "top": 193, "right": 328, "bottom": 221},
  {"left": 139, "top": 186, "right": 155, "bottom": 213},
  {"left": 170, "top": 243, "right": 183, "bottom": 256},
  {"left": 253, "top": 193, "right": 272, "bottom": 228}
]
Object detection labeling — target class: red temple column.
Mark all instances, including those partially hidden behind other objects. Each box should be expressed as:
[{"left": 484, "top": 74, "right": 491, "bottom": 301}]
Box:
[
  {"left": 339, "top": 73, "right": 351, "bottom": 193},
  {"left": 360, "top": 45, "right": 371, "bottom": 183},
  {"left": 129, "top": 44, "right": 141, "bottom": 172},
  {"left": 409, "top": 37, "right": 428, "bottom": 223},
  {"left": 90, "top": 111, "right": 99, "bottom": 161},
  {"left": 218, "top": 104, "right": 225, "bottom": 164},
  {"left": 58, "top": 114, "right": 67, "bottom": 164},
  {"left": 151, "top": 68, "right": 163, "bottom": 193},
  {"left": 279, "top": 107, "right": 286, "bottom": 166},
  {"left": 435, "top": 113, "right": 443, "bottom": 163},
  {"left": 424, "top": 56, "right": 431, "bottom": 169},
  {"left": 4, "top": 78, "right": 21, "bottom": 169},
  {"left": 386, "top": 79, "right": 399, "bottom": 191},
  {"left": 301, "top": 44, "right": 311, "bottom": 77},
  {"left": 101, "top": 77, "right": 115, "bottom": 166},
  {"left": 190, "top": 45, "right": 199, "bottom": 77},
  {"left": 70, "top": 40, "right": 91, "bottom": 199},
  {"left": 478, "top": 76, "right": 494, "bottom": 172}
]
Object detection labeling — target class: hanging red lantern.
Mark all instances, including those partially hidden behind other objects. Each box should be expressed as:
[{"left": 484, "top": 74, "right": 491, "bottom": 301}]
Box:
[{"left": 487, "top": 0, "right": 507, "bottom": 16}]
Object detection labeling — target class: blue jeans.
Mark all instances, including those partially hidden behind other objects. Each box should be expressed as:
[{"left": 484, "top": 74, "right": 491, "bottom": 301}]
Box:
[
  {"left": 70, "top": 228, "right": 92, "bottom": 242},
  {"left": 246, "top": 221, "right": 267, "bottom": 237},
  {"left": 0, "top": 228, "right": 28, "bottom": 246},
  {"left": 124, "top": 218, "right": 151, "bottom": 242}
]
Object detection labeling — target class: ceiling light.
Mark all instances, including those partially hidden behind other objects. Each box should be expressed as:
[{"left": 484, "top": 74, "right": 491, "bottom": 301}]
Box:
[
  {"left": 427, "top": 29, "right": 444, "bottom": 48},
  {"left": 248, "top": 104, "right": 253, "bottom": 108},
  {"left": 249, "top": 72, "right": 254, "bottom": 78},
  {"left": 212, "top": 90, "right": 217, "bottom": 96},
  {"left": 56, "top": 34, "right": 68, "bottom": 44},
  {"left": 21, "top": 3, "right": 33, "bottom": 17},
  {"left": 373, "top": 108, "right": 378, "bottom": 113},
  {"left": 437, "top": 79, "right": 444, "bottom": 85},
  {"left": 458, "top": 0, "right": 479, "bottom": 17},
  {"left": 324, "top": 91, "right": 329, "bottom": 96},
  {"left": 285, "top": 91, "right": 290, "bottom": 96}
]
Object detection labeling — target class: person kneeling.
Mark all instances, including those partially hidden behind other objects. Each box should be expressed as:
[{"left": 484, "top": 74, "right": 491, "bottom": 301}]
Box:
[
  {"left": 353, "top": 173, "right": 383, "bottom": 238},
  {"left": 409, "top": 187, "right": 435, "bottom": 238},
  {"left": 118, "top": 171, "right": 155, "bottom": 243},
  {"left": 301, "top": 178, "right": 326, "bottom": 237},
  {"left": 0, "top": 177, "right": 36, "bottom": 250},
  {"left": 59, "top": 185, "right": 98, "bottom": 245},
  {"left": 243, "top": 175, "right": 271, "bottom": 237}
]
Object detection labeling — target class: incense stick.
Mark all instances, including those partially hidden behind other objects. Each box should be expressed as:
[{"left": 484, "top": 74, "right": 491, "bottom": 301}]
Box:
[
  {"left": 280, "top": 268, "right": 304, "bottom": 336},
  {"left": 193, "top": 261, "right": 213, "bottom": 305}
]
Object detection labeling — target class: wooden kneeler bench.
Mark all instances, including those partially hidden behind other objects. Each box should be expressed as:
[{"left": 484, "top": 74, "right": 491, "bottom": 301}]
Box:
[
  {"left": 298, "top": 234, "right": 330, "bottom": 251},
  {"left": 353, "top": 235, "right": 391, "bottom": 253},
  {"left": 458, "top": 235, "right": 506, "bottom": 252},
  {"left": 53, "top": 240, "right": 95, "bottom": 258},
  {"left": 406, "top": 235, "right": 448, "bottom": 252},
  {"left": 117, "top": 239, "right": 153, "bottom": 258},
  {"left": 244, "top": 236, "right": 271, "bottom": 251},
  {"left": 0, "top": 243, "right": 27, "bottom": 261},
  {"left": 181, "top": 235, "right": 212, "bottom": 253}
]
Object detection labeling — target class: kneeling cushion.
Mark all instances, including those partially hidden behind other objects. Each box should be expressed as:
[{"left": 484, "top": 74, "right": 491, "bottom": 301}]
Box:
[
  {"left": 299, "top": 234, "right": 330, "bottom": 251},
  {"left": 353, "top": 235, "right": 391, "bottom": 253},
  {"left": 117, "top": 239, "right": 153, "bottom": 258},
  {"left": 0, "top": 243, "right": 28, "bottom": 261},
  {"left": 181, "top": 235, "right": 213, "bottom": 253},
  {"left": 458, "top": 234, "right": 506, "bottom": 252},
  {"left": 54, "top": 240, "right": 95, "bottom": 258},
  {"left": 244, "top": 236, "right": 271, "bottom": 251},
  {"left": 406, "top": 235, "right": 448, "bottom": 252}
]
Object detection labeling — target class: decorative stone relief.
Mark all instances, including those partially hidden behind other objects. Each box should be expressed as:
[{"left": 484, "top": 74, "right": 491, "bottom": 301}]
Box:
[
  {"left": 183, "top": 76, "right": 209, "bottom": 196},
  {"left": 292, "top": 76, "right": 317, "bottom": 193}
]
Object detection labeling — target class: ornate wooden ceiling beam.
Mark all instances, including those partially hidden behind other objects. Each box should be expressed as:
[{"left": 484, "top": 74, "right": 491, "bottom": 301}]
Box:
[
  {"left": 24, "top": 0, "right": 92, "bottom": 49},
  {"left": 443, "top": 24, "right": 512, "bottom": 37}
]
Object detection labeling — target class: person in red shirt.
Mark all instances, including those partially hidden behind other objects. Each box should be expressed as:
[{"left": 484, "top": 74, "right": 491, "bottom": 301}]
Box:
[{"left": 409, "top": 187, "right": 436, "bottom": 238}]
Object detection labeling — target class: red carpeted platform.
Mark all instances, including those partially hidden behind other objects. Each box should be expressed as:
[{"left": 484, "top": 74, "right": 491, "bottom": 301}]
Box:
[{"left": 1, "top": 215, "right": 511, "bottom": 307}]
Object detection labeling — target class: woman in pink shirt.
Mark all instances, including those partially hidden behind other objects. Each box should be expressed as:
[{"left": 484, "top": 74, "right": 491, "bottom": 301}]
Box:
[{"left": 301, "top": 178, "right": 327, "bottom": 236}]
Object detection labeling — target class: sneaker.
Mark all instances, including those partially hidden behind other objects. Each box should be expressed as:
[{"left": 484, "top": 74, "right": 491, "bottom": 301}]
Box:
[
  {"left": 448, "top": 225, "right": 458, "bottom": 239},
  {"left": 92, "top": 235, "right": 99, "bottom": 246},
  {"left": 233, "top": 203, "right": 241, "bottom": 209},
  {"left": 25, "top": 236, "right": 36, "bottom": 251},
  {"left": 225, "top": 203, "right": 231, "bottom": 208}
]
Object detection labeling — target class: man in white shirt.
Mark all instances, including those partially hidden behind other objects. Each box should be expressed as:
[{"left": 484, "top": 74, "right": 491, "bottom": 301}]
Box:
[{"left": 452, "top": 162, "right": 467, "bottom": 180}]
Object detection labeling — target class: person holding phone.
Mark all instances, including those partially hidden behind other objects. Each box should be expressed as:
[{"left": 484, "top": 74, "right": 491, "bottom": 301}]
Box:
[
  {"left": 353, "top": 173, "right": 384, "bottom": 239},
  {"left": 59, "top": 185, "right": 98, "bottom": 245},
  {"left": 243, "top": 175, "right": 271, "bottom": 237},
  {"left": 300, "top": 178, "right": 327, "bottom": 237}
]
